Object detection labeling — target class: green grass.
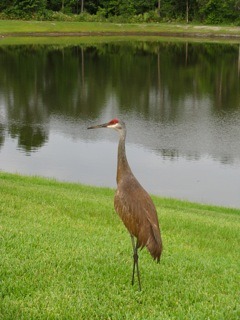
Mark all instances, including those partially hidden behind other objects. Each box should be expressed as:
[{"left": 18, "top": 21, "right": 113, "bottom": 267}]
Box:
[
  {"left": 0, "top": 21, "right": 239, "bottom": 46},
  {"left": 1, "top": 20, "right": 239, "bottom": 46},
  {"left": 0, "top": 171, "right": 240, "bottom": 319},
  {"left": 1, "top": 35, "right": 239, "bottom": 47},
  {"left": 0, "top": 20, "right": 240, "bottom": 38}
]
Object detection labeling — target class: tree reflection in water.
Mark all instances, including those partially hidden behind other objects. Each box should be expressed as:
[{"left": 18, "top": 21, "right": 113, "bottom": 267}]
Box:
[{"left": 0, "top": 40, "right": 239, "bottom": 166}]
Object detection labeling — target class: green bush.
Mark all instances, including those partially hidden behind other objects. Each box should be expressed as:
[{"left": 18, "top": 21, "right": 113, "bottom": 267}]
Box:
[
  {"left": 51, "top": 11, "right": 75, "bottom": 21},
  {"left": 129, "top": 14, "right": 145, "bottom": 23},
  {"left": 96, "top": 8, "right": 107, "bottom": 22},
  {"left": 143, "top": 10, "right": 160, "bottom": 22},
  {"left": 107, "top": 14, "right": 131, "bottom": 23},
  {"left": 78, "top": 12, "right": 98, "bottom": 22}
]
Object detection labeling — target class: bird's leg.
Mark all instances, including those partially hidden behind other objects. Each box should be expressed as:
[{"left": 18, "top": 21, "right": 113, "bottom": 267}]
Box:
[
  {"left": 131, "top": 235, "right": 141, "bottom": 291},
  {"left": 131, "top": 235, "right": 136, "bottom": 286}
]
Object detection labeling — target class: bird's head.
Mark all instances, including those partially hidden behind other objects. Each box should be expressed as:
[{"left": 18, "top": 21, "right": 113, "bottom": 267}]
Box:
[{"left": 88, "top": 118, "right": 125, "bottom": 132}]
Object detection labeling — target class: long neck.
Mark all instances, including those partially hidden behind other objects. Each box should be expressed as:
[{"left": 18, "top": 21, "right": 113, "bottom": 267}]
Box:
[{"left": 116, "top": 130, "right": 132, "bottom": 184}]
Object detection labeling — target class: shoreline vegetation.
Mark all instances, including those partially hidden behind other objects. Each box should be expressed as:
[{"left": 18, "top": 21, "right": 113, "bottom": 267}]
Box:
[
  {"left": 0, "top": 20, "right": 240, "bottom": 41},
  {"left": 1, "top": 171, "right": 240, "bottom": 318}
]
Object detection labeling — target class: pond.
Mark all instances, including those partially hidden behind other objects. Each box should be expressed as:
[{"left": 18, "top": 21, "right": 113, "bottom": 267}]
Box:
[{"left": 0, "top": 39, "right": 240, "bottom": 208}]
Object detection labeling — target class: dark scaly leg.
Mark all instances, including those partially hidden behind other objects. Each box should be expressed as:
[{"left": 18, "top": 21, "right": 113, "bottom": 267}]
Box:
[
  {"left": 131, "top": 235, "right": 136, "bottom": 286},
  {"left": 131, "top": 235, "right": 141, "bottom": 291}
]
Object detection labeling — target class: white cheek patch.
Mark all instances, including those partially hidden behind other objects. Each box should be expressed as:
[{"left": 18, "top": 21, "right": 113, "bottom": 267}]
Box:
[{"left": 107, "top": 123, "right": 119, "bottom": 129}]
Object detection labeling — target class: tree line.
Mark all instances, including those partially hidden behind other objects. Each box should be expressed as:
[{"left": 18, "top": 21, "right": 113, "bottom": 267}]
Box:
[{"left": 0, "top": 0, "right": 239, "bottom": 24}]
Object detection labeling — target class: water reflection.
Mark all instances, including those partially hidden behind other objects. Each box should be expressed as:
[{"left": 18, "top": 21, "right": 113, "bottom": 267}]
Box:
[{"left": 0, "top": 41, "right": 240, "bottom": 207}]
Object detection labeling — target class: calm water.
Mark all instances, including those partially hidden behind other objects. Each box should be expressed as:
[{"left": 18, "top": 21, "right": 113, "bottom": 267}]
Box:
[{"left": 0, "top": 40, "right": 240, "bottom": 208}]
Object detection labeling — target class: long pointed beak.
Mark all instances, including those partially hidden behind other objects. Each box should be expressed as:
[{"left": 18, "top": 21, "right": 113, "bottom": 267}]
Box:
[{"left": 87, "top": 122, "right": 108, "bottom": 129}]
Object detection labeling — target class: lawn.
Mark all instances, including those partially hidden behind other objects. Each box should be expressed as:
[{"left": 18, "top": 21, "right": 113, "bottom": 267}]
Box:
[
  {"left": 0, "top": 20, "right": 240, "bottom": 38},
  {"left": 0, "top": 172, "right": 239, "bottom": 319}
]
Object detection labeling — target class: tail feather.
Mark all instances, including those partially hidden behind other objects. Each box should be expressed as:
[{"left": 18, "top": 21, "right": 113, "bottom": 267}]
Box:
[{"left": 146, "top": 225, "right": 163, "bottom": 262}]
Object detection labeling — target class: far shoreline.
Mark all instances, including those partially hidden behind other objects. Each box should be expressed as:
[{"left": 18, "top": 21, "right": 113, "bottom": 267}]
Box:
[
  {"left": 0, "top": 20, "right": 240, "bottom": 41},
  {"left": 2, "top": 31, "right": 240, "bottom": 40}
]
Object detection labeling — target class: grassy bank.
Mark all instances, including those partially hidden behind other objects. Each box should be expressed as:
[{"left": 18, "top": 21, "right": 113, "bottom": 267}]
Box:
[
  {"left": 0, "top": 20, "right": 240, "bottom": 39},
  {"left": 0, "top": 172, "right": 239, "bottom": 319}
]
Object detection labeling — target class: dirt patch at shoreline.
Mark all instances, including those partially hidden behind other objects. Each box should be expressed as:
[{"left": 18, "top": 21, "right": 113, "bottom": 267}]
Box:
[{"left": 1, "top": 31, "right": 240, "bottom": 39}]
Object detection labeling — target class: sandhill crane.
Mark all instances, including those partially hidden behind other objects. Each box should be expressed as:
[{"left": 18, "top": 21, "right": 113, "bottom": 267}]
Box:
[{"left": 88, "top": 118, "right": 162, "bottom": 290}]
